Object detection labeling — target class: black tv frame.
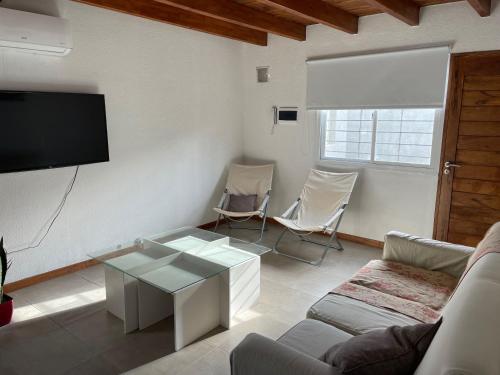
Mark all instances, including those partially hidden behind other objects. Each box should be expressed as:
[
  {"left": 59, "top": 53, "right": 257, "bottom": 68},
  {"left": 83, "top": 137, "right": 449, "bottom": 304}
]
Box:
[{"left": 0, "top": 90, "right": 110, "bottom": 174}]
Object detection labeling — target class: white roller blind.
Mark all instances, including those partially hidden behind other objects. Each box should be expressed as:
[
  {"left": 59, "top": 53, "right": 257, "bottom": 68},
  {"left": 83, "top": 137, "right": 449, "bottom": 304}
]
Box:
[{"left": 306, "top": 46, "right": 450, "bottom": 110}]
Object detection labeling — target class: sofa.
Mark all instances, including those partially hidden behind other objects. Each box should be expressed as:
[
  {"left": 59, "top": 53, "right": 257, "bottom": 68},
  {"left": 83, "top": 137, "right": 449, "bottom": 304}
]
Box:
[{"left": 231, "top": 223, "right": 500, "bottom": 375}]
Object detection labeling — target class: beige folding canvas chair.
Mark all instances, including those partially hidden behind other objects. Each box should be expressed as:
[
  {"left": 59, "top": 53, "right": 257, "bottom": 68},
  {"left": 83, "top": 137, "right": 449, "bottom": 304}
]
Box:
[
  {"left": 213, "top": 164, "right": 274, "bottom": 242},
  {"left": 273, "top": 169, "right": 358, "bottom": 266}
]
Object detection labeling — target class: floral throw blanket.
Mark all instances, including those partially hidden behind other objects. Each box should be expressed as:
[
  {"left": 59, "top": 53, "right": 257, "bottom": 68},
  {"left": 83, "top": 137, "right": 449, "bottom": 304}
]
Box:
[{"left": 331, "top": 260, "right": 458, "bottom": 323}]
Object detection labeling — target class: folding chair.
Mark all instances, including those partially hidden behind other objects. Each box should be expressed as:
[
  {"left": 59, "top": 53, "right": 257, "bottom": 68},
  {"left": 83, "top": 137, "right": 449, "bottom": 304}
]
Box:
[
  {"left": 273, "top": 169, "right": 358, "bottom": 266},
  {"left": 213, "top": 164, "right": 274, "bottom": 243}
]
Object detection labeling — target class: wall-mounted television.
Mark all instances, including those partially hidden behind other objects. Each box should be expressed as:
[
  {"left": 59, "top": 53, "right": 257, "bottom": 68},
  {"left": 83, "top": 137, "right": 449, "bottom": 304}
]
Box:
[{"left": 0, "top": 91, "right": 109, "bottom": 174}]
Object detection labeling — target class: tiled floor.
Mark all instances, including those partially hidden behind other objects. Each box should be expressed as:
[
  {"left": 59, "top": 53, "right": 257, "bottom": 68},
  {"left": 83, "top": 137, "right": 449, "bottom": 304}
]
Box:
[{"left": 0, "top": 221, "right": 380, "bottom": 375}]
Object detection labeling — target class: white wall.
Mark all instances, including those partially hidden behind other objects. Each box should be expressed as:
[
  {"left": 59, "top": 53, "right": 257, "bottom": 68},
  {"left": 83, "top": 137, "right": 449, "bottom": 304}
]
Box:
[
  {"left": 0, "top": 0, "right": 243, "bottom": 282},
  {"left": 241, "top": 1, "right": 500, "bottom": 241}
]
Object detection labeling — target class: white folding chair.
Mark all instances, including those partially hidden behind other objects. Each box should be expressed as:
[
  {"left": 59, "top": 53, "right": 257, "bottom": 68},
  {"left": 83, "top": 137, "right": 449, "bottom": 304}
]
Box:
[
  {"left": 273, "top": 169, "right": 358, "bottom": 266},
  {"left": 213, "top": 164, "right": 274, "bottom": 242}
]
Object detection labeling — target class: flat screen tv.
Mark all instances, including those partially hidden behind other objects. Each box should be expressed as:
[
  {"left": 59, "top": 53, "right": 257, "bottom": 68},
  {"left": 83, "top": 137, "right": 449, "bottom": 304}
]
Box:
[{"left": 0, "top": 91, "right": 109, "bottom": 173}]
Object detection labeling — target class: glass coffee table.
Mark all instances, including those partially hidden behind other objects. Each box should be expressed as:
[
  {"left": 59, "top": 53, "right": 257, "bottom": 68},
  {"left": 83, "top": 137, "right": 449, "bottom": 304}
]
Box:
[{"left": 89, "top": 227, "right": 271, "bottom": 350}]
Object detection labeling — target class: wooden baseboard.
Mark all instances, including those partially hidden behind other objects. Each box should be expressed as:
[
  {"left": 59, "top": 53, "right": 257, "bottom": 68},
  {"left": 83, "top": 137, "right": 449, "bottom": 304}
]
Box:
[
  {"left": 4, "top": 219, "right": 382, "bottom": 293},
  {"left": 4, "top": 259, "right": 99, "bottom": 293},
  {"left": 197, "top": 219, "right": 226, "bottom": 230},
  {"left": 335, "top": 232, "right": 384, "bottom": 249}
]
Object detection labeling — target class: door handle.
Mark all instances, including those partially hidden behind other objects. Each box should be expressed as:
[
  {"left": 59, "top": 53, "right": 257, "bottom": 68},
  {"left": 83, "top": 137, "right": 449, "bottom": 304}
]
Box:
[
  {"left": 444, "top": 161, "right": 461, "bottom": 168},
  {"left": 444, "top": 161, "right": 462, "bottom": 175}
]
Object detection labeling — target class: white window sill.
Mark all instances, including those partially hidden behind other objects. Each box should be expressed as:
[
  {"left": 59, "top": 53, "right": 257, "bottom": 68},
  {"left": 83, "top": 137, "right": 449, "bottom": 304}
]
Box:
[{"left": 318, "top": 157, "right": 440, "bottom": 176}]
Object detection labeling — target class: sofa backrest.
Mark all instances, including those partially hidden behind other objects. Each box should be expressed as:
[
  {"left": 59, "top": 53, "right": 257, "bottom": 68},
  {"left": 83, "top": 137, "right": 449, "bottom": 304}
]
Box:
[
  {"left": 382, "top": 231, "right": 474, "bottom": 278},
  {"left": 415, "top": 223, "right": 500, "bottom": 375}
]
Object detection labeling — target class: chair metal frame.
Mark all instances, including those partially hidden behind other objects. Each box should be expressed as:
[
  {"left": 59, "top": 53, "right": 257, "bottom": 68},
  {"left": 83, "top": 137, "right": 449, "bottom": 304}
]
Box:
[
  {"left": 213, "top": 189, "right": 271, "bottom": 243},
  {"left": 273, "top": 198, "right": 348, "bottom": 266}
]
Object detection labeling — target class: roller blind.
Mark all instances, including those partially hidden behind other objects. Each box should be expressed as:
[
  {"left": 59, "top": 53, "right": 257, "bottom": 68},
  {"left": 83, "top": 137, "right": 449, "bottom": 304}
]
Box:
[{"left": 306, "top": 46, "right": 450, "bottom": 110}]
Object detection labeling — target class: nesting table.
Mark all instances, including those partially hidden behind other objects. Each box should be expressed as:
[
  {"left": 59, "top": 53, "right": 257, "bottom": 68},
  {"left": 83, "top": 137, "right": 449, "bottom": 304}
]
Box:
[{"left": 88, "top": 227, "right": 270, "bottom": 351}]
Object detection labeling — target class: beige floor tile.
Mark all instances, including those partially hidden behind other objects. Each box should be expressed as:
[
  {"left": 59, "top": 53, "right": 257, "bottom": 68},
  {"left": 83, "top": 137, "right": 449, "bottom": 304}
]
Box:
[
  {"left": 259, "top": 278, "right": 318, "bottom": 319},
  {"left": 8, "top": 273, "right": 106, "bottom": 328},
  {"left": 205, "top": 312, "right": 291, "bottom": 354},
  {"left": 122, "top": 363, "right": 166, "bottom": 375},
  {"left": 149, "top": 340, "right": 216, "bottom": 375},
  {"left": 12, "top": 272, "right": 103, "bottom": 305},
  {"left": 177, "top": 348, "right": 231, "bottom": 375},
  {"left": 77, "top": 264, "right": 106, "bottom": 286},
  {"left": 285, "top": 269, "right": 346, "bottom": 298},
  {"left": 7, "top": 294, "right": 44, "bottom": 324},
  {"left": 31, "top": 285, "right": 106, "bottom": 315}
]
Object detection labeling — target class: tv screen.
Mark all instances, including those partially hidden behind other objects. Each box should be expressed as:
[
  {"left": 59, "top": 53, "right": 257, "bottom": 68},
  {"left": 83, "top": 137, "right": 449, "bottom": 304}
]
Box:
[{"left": 0, "top": 91, "right": 109, "bottom": 174}]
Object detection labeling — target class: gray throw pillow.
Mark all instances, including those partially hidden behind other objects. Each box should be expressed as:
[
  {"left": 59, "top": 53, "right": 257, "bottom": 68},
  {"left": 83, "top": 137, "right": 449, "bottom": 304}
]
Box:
[
  {"left": 227, "top": 194, "right": 258, "bottom": 213},
  {"left": 322, "top": 319, "right": 442, "bottom": 375}
]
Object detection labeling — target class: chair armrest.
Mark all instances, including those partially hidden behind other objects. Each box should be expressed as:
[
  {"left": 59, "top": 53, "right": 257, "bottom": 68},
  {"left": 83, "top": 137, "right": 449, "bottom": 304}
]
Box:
[
  {"left": 281, "top": 199, "right": 300, "bottom": 219},
  {"left": 217, "top": 190, "right": 228, "bottom": 209},
  {"left": 382, "top": 231, "right": 475, "bottom": 278},
  {"left": 257, "top": 192, "right": 271, "bottom": 217},
  {"left": 323, "top": 206, "right": 346, "bottom": 233},
  {"left": 230, "top": 333, "right": 340, "bottom": 375}
]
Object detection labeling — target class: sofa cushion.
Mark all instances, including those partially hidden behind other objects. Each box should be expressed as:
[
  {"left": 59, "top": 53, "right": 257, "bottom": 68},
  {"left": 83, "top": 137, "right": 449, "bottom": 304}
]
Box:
[
  {"left": 331, "top": 260, "right": 457, "bottom": 323},
  {"left": 231, "top": 333, "right": 343, "bottom": 375},
  {"left": 307, "top": 294, "right": 420, "bottom": 336},
  {"left": 416, "top": 252, "right": 500, "bottom": 375},
  {"left": 277, "top": 319, "right": 352, "bottom": 360},
  {"left": 323, "top": 320, "right": 441, "bottom": 375},
  {"left": 382, "top": 231, "right": 474, "bottom": 278}
]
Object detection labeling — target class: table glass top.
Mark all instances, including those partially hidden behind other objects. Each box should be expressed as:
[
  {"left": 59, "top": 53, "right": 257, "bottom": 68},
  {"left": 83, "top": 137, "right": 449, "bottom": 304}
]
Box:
[{"left": 88, "top": 227, "right": 271, "bottom": 293}]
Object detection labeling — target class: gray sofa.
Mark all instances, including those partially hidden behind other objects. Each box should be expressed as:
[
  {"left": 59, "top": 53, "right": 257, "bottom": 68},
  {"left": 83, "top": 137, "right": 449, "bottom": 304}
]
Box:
[{"left": 231, "top": 225, "right": 500, "bottom": 375}]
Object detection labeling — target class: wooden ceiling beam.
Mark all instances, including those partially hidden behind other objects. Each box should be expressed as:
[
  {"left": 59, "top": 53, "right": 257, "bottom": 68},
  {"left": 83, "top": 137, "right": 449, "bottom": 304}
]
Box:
[
  {"left": 154, "top": 0, "right": 306, "bottom": 41},
  {"left": 467, "top": 0, "right": 491, "bottom": 16},
  {"left": 72, "top": 0, "right": 268, "bottom": 46},
  {"left": 259, "top": 0, "right": 358, "bottom": 34},
  {"left": 364, "top": 0, "right": 420, "bottom": 26}
]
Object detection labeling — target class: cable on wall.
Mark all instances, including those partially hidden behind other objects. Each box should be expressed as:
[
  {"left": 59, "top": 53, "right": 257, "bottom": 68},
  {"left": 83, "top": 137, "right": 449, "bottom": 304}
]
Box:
[{"left": 7, "top": 166, "right": 80, "bottom": 255}]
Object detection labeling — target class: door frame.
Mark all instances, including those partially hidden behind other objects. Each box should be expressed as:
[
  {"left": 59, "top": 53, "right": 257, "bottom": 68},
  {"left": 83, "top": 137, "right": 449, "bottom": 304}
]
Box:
[{"left": 433, "top": 50, "right": 500, "bottom": 241}]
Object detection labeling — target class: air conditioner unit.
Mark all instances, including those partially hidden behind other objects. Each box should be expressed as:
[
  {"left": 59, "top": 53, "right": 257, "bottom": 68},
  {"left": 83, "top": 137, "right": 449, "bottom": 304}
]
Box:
[{"left": 0, "top": 7, "right": 72, "bottom": 56}]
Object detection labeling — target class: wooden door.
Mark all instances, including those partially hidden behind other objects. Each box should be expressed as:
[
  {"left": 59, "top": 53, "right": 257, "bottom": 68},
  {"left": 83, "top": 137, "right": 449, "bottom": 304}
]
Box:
[{"left": 434, "top": 51, "right": 500, "bottom": 247}]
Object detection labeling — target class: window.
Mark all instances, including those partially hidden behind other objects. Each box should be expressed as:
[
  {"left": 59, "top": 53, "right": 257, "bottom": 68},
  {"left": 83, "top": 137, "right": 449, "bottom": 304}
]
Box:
[{"left": 320, "top": 108, "right": 438, "bottom": 167}]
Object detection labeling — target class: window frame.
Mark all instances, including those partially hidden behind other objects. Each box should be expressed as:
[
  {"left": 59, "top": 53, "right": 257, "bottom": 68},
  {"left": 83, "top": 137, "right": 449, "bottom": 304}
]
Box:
[{"left": 318, "top": 108, "right": 444, "bottom": 172}]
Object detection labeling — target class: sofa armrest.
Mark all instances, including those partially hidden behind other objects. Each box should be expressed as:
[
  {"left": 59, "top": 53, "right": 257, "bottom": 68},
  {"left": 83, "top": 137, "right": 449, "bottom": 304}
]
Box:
[
  {"left": 382, "top": 231, "right": 475, "bottom": 278},
  {"left": 230, "top": 333, "right": 341, "bottom": 375}
]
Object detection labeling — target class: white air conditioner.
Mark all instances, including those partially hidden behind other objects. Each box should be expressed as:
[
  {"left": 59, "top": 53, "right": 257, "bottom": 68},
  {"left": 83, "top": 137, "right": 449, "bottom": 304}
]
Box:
[{"left": 0, "top": 7, "right": 72, "bottom": 56}]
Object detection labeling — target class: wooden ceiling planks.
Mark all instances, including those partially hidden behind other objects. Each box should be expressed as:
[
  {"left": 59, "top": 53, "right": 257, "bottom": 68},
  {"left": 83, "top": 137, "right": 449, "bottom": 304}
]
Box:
[
  {"left": 153, "top": 0, "right": 306, "bottom": 40},
  {"left": 235, "top": 0, "right": 315, "bottom": 25},
  {"left": 467, "top": 0, "right": 492, "bottom": 16},
  {"left": 239, "top": 0, "right": 461, "bottom": 18},
  {"left": 72, "top": 0, "right": 268, "bottom": 45},
  {"left": 363, "top": 0, "right": 421, "bottom": 25},
  {"left": 73, "top": 0, "right": 491, "bottom": 45},
  {"left": 256, "top": 0, "right": 359, "bottom": 33}
]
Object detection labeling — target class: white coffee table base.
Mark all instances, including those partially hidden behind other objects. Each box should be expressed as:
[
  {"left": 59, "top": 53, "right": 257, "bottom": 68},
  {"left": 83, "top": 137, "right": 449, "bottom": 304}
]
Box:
[
  {"left": 104, "top": 256, "right": 260, "bottom": 350},
  {"left": 105, "top": 266, "right": 139, "bottom": 334}
]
